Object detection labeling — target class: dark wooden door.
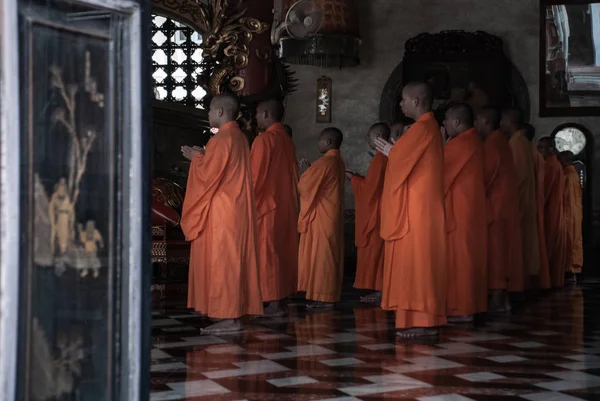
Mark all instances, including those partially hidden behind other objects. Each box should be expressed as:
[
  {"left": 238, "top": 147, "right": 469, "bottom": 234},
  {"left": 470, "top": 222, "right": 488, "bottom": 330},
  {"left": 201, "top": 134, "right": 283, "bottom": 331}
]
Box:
[{"left": 0, "top": 0, "right": 152, "bottom": 399}]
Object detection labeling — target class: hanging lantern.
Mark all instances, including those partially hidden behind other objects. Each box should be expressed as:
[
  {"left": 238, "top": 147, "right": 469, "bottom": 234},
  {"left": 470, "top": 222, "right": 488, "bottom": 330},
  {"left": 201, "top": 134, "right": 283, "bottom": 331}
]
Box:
[{"left": 278, "top": 0, "right": 360, "bottom": 68}]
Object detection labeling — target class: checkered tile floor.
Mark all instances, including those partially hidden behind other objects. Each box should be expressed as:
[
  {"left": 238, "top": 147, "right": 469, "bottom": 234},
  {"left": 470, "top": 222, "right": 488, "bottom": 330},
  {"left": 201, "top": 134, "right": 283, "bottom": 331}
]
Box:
[{"left": 150, "top": 280, "right": 600, "bottom": 400}]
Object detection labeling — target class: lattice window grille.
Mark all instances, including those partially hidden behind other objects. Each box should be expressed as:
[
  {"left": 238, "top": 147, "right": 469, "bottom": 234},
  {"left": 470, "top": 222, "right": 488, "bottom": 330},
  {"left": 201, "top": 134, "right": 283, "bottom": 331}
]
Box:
[{"left": 151, "top": 14, "right": 207, "bottom": 109}]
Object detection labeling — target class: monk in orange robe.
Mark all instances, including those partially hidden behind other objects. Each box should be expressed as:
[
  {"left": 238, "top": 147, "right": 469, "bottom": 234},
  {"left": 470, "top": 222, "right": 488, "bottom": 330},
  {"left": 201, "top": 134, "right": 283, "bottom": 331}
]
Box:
[
  {"left": 560, "top": 151, "right": 583, "bottom": 276},
  {"left": 442, "top": 104, "right": 487, "bottom": 322},
  {"left": 475, "top": 106, "right": 522, "bottom": 312},
  {"left": 348, "top": 123, "right": 389, "bottom": 303},
  {"left": 524, "top": 124, "right": 551, "bottom": 290},
  {"left": 374, "top": 82, "right": 446, "bottom": 338},
  {"left": 297, "top": 128, "right": 345, "bottom": 307},
  {"left": 500, "top": 109, "right": 539, "bottom": 290},
  {"left": 251, "top": 99, "right": 299, "bottom": 316},
  {"left": 538, "top": 137, "right": 567, "bottom": 288},
  {"left": 180, "top": 94, "right": 263, "bottom": 334}
]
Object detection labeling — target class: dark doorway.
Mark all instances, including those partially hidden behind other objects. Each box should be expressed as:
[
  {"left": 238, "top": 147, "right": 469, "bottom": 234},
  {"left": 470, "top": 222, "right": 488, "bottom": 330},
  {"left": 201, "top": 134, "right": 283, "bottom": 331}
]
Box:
[{"left": 551, "top": 123, "right": 595, "bottom": 277}]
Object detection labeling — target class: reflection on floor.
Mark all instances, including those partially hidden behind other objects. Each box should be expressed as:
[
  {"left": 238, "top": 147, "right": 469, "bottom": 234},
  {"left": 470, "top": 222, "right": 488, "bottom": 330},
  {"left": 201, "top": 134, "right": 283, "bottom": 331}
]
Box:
[{"left": 151, "top": 280, "right": 600, "bottom": 401}]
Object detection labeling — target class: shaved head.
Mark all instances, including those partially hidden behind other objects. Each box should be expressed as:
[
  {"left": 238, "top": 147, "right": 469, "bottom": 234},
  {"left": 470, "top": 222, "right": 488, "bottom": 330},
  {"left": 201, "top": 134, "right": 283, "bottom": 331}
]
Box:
[
  {"left": 368, "top": 122, "right": 391, "bottom": 140},
  {"left": 256, "top": 98, "right": 285, "bottom": 130},
  {"left": 478, "top": 106, "right": 501, "bottom": 129},
  {"left": 212, "top": 94, "right": 239, "bottom": 115},
  {"left": 400, "top": 81, "right": 433, "bottom": 120},
  {"left": 446, "top": 103, "right": 474, "bottom": 126},
  {"left": 559, "top": 150, "right": 575, "bottom": 166},
  {"left": 523, "top": 123, "right": 535, "bottom": 141},
  {"left": 500, "top": 107, "right": 524, "bottom": 136},
  {"left": 258, "top": 99, "right": 284, "bottom": 120},
  {"left": 209, "top": 93, "right": 240, "bottom": 128},
  {"left": 538, "top": 136, "right": 555, "bottom": 147},
  {"left": 404, "top": 82, "right": 434, "bottom": 108},
  {"left": 443, "top": 103, "right": 474, "bottom": 138},
  {"left": 474, "top": 106, "right": 501, "bottom": 139},
  {"left": 537, "top": 136, "right": 556, "bottom": 159},
  {"left": 367, "top": 122, "right": 390, "bottom": 150},
  {"left": 318, "top": 127, "right": 343, "bottom": 153}
]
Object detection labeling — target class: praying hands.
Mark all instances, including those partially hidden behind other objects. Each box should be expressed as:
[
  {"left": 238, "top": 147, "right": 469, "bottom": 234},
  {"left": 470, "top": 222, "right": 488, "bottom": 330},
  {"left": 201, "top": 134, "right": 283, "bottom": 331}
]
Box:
[
  {"left": 298, "top": 158, "right": 311, "bottom": 171},
  {"left": 181, "top": 145, "right": 205, "bottom": 161},
  {"left": 373, "top": 137, "right": 393, "bottom": 157}
]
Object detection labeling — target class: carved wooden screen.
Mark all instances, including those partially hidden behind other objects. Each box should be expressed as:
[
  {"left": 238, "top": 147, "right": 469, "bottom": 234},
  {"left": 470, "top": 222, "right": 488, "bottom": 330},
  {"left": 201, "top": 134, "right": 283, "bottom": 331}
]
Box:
[
  {"left": 152, "top": 14, "right": 206, "bottom": 108},
  {"left": 0, "top": 0, "right": 152, "bottom": 400}
]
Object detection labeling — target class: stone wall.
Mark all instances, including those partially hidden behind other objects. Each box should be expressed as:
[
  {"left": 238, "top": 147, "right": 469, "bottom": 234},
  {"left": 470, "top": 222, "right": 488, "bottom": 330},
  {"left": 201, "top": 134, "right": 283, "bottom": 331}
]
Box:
[{"left": 284, "top": 0, "right": 600, "bottom": 210}]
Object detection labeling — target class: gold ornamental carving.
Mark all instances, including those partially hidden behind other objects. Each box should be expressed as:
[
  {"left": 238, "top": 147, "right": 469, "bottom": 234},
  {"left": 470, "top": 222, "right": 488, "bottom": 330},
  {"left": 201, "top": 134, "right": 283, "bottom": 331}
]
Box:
[{"left": 153, "top": 0, "right": 270, "bottom": 96}]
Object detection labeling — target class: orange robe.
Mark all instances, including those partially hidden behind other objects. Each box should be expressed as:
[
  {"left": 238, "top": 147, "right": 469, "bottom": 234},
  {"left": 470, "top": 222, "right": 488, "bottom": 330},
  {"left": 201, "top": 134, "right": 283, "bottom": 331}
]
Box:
[
  {"left": 250, "top": 122, "right": 299, "bottom": 302},
  {"left": 297, "top": 149, "right": 345, "bottom": 302},
  {"left": 444, "top": 128, "right": 487, "bottom": 316},
  {"left": 181, "top": 121, "right": 263, "bottom": 318},
  {"left": 380, "top": 112, "right": 447, "bottom": 329},
  {"left": 544, "top": 155, "right": 567, "bottom": 287},
  {"left": 564, "top": 165, "right": 583, "bottom": 273},
  {"left": 350, "top": 152, "right": 387, "bottom": 291},
  {"left": 509, "top": 130, "right": 539, "bottom": 287},
  {"left": 533, "top": 148, "right": 551, "bottom": 289},
  {"left": 484, "top": 130, "right": 521, "bottom": 291}
]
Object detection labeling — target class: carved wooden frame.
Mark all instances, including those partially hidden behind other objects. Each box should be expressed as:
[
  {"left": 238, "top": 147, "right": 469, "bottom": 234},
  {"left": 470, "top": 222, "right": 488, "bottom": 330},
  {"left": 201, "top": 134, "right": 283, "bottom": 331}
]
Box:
[{"left": 151, "top": 0, "right": 208, "bottom": 32}]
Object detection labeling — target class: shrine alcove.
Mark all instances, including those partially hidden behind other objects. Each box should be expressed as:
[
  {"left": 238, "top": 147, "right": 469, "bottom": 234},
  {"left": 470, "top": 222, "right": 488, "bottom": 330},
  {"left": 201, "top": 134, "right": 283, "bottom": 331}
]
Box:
[{"left": 378, "top": 30, "right": 530, "bottom": 125}]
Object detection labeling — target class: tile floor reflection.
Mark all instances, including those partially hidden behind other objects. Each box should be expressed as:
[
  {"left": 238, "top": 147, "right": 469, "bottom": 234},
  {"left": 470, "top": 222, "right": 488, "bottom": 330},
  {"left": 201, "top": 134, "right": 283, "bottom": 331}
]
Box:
[{"left": 150, "top": 280, "right": 600, "bottom": 401}]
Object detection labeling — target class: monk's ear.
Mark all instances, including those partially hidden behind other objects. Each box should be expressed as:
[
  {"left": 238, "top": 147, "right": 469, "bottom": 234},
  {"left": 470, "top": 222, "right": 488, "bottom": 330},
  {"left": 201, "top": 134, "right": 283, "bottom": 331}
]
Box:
[{"left": 217, "top": 107, "right": 224, "bottom": 117}]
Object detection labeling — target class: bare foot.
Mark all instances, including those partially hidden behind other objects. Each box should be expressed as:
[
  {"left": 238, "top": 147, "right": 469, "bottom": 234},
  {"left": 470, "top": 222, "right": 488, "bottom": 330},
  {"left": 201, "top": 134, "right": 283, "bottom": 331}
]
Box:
[
  {"left": 306, "top": 302, "right": 334, "bottom": 309},
  {"left": 396, "top": 327, "right": 439, "bottom": 338},
  {"left": 360, "top": 291, "right": 382, "bottom": 304},
  {"left": 200, "top": 319, "right": 243, "bottom": 335},
  {"left": 447, "top": 315, "right": 474, "bottom": 323}
]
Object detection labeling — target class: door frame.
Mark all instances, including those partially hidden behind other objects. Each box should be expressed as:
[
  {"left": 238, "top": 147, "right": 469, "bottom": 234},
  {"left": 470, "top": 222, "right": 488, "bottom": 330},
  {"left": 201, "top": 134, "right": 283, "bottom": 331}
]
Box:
[{"left": 0, "top": 0, "right": 152, "bottom": 399}]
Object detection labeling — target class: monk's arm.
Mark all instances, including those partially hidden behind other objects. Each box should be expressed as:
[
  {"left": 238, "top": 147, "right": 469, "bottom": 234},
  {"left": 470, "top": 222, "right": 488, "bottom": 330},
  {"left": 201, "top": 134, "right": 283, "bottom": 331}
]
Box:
[
  {"left": 543, "top": 166, "right": 557, "bottom": 206},
  {"left": 298, "top": 161, "right": 328, "bottom": 223},
  {"left": 388, "top": 127, "right": 434, "bottom": 186},
  {"left": 484, "top": 147, "right": 500, "bottom": 192},
  {"left": 509, "top": 141, "right": 527, "bottom": 187},
  {"left": 349, "top": 174, "right": 365, "bottom": 196},
  {"left": 444, "top": 147, "right": 474, "bottom": 195},
  {"left": 180, "top": 137, "right": 229, "bottom": 241},
  {"left": 249, "top": 135, "right": 271, "bottom": 201}
]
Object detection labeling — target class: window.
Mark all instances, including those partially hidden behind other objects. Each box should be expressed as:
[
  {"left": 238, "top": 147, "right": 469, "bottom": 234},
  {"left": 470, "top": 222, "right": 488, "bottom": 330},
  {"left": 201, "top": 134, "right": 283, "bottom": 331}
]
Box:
[
  {"left": 152, "top": 14, "right": 206, "bottom": 109},
  {"left": 554, "top": 125, "right": 587, "bottom": 156}
]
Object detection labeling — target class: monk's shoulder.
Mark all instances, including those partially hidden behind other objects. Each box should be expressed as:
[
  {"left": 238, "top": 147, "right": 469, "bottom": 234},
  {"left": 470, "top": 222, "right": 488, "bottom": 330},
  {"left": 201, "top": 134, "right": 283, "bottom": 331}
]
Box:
[
  {"left": 253, "top": 130, "right": 274, "bottom": 152},
  {"left": 317, "top": 154, "right": 342, "bottom": 175},
  {"left": 207, "top": 130, "right": 233, "bottom": 152},
  {"left": 416, "top": 118, "right": 440, "bottom": 137}
]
